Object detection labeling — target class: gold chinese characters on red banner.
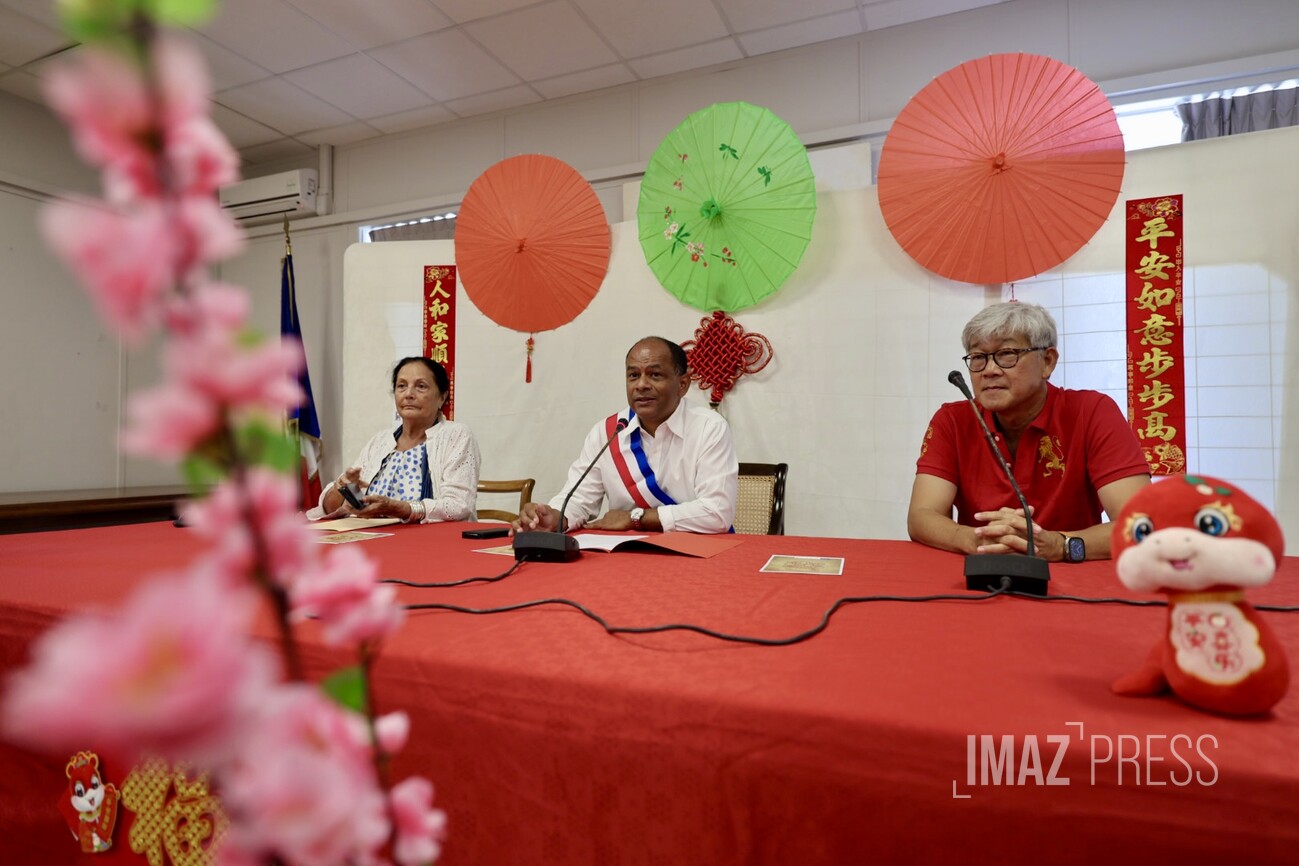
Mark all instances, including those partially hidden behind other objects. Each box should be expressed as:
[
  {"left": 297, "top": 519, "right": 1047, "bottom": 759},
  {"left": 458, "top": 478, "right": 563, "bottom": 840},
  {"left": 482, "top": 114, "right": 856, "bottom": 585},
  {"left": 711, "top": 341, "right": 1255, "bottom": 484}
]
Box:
[
  {"left": 1125, "top": 196, "right": 1186, "bottom": 475},
  {"left": 423, "top": 265, "right": 457, "bottom": 420}
]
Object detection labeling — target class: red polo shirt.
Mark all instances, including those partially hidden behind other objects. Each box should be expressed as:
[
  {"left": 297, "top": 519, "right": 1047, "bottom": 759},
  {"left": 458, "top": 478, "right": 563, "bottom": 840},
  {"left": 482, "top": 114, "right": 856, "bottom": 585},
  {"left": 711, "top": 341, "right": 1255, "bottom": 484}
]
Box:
[{"left": 915, "top": 383, "right": 1149, "bottom": 530}]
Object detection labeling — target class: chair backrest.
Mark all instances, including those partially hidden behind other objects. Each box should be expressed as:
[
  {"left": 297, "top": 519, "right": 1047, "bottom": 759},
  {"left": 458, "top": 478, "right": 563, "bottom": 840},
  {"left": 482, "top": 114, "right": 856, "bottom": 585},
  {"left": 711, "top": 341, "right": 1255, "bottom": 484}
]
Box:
[
  {"left": 476, "top": 478, "right": 535, "bottom": 523},
  {"left": 734, "top": 462, "right": 787, "bottom": 535}
]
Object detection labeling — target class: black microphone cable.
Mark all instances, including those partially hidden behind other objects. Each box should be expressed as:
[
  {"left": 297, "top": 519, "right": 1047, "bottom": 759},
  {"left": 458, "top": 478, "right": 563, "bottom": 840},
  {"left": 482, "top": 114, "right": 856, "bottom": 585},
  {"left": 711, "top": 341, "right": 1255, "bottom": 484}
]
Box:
[
  {"left": 382, "top": 558, "right": 523, "bottom": 588},
  {"left": 401, "top": 577, "right": 1016, "bottom": 647},
  {"left": 399, "top": 575, "right": 1297, "bottom": 647}
]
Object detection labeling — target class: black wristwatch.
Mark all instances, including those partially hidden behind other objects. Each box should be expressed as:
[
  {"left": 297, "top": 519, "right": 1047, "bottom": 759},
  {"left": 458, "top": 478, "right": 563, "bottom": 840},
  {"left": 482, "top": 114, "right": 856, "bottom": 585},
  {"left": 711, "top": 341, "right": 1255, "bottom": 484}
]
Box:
[{"left": 1061, "top": 534, "right": 1086, "bottom": 563}]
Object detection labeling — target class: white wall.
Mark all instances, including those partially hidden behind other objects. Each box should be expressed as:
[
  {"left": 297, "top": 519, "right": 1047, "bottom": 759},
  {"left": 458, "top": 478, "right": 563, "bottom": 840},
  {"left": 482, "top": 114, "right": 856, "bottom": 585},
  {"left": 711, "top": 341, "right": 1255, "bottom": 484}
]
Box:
[{"left": 341, "top": 126, "right": 1299, "bottom": 552}]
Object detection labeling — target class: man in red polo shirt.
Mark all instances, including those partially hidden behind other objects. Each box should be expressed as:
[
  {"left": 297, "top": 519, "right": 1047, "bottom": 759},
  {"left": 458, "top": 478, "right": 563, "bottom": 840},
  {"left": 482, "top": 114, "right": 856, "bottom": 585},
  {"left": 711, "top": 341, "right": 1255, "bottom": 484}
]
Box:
[{"left": 908, "top": 302, "right": 1150, "bottom": 562}]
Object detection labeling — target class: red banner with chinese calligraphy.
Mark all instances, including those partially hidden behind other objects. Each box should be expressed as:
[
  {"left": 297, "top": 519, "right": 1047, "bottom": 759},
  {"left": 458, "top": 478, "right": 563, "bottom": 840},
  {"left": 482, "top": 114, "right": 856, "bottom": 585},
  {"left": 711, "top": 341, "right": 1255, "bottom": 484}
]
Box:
[
  {"left": 423, "top": 265, "right": 457, "bottom": 420},
  {"left": 1125, "top": 196, "right": 1186, "bottom": 475}
]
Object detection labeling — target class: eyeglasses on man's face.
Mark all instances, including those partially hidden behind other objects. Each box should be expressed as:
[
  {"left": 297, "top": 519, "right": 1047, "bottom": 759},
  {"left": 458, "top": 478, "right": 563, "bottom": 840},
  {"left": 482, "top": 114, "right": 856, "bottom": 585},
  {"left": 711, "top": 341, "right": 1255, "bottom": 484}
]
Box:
[{"left": 962, "top": 346, "right": 1049, "bottom": 372}]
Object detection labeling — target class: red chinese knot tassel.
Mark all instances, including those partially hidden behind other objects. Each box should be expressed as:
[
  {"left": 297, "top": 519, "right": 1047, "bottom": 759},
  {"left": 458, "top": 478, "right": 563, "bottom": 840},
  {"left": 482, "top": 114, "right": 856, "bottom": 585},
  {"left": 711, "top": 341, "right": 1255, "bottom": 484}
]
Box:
[
  {"left": 680, "top": 310, "right": 773, "bottom": 408},
  {"left": 525, "top": 335, "right": 535, "bottom": 383}
]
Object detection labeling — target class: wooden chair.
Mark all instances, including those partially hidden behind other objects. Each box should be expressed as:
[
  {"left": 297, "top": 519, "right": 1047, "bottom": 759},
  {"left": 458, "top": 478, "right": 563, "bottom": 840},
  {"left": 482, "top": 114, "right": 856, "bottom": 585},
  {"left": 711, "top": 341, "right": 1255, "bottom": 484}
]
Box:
[
  {"left": 476, "top": 478, "right": 535, "bottom": 523},
  {"left": 734, "top": 462, "right": 788, "bottom": 535}
]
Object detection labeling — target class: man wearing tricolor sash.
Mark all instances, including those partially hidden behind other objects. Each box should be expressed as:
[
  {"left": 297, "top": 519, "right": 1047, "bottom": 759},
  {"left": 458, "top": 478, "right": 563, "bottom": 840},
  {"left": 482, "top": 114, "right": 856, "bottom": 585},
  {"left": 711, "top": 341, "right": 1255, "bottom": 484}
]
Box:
[{"left": 515, "top": 337, "right": 738, "bottom": 535}]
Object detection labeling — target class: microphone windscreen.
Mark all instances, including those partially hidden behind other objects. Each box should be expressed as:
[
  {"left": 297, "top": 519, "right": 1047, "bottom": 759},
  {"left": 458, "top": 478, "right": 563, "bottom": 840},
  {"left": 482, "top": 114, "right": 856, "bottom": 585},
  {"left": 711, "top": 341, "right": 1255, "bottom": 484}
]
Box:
[{"left": 948, "top": 370, "right": 972, "bottom": 397}]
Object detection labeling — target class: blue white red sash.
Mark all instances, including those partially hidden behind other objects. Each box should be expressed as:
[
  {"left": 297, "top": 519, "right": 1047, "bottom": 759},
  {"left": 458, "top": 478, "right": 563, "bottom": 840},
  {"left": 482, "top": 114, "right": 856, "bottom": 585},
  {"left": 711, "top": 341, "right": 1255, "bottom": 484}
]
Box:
[{"left": 605, "top": 409, "right": 678, "bottom": 509}]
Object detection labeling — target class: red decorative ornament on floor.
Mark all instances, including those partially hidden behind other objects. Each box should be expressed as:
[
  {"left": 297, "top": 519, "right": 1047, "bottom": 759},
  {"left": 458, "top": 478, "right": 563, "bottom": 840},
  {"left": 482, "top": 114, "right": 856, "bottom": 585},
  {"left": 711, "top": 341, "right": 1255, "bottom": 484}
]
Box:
[{"left": 680, "top": 311, "right": 773, "bottom": 407}]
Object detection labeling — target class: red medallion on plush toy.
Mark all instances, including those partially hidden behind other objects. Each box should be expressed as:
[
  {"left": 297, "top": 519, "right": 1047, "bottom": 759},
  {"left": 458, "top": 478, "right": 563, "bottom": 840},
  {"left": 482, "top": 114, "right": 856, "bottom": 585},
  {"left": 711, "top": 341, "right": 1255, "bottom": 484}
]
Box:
[
  {"left": 1111, "top": 474, "right": 1289, "bottom": 715},
  {"left": 58, "top": 751, "right": 119, "bottom": 853}
]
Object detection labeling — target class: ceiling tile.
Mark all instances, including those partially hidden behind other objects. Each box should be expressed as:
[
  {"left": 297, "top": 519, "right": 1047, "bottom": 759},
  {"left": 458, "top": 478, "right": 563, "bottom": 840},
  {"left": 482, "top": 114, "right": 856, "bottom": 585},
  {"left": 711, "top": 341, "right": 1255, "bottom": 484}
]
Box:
[
  {"left": 444, "top": 84, "right": 541, "bottom": 118},
  {"left": 367, "top": 104, "right": 458, "bottom": 134},
  {"left": 465, "top": 1, "right": 618, "bottom": 81},
  {"left": 238, "top": 137, "right": 316, "bottom": 166},
  {"left": 532, "top": 63, "right": 636, "bottom": 99},
  {"left": 0, "top": 0, "right": 63, "bottom": 30},
  {"left": 202, "top": 0, "right": 355, "bottom": 73},
  {"left": 283, "top": 0, "right": 453, "bottom": 49},
  {"left": 0, "top": 68, "right": 44, "bottom": 103},
  {"left": 297, "top": 120, "right": 385, "bottom": 146},
  {"left": 862, "top": 0, "right": 1005, "bottom": 31},
  {"left": 216, "top": 77, "right": 354, "bottom": 135},
  {"left": 369, "top": 29, "right": 519, "bottom": 101},
  {"left": 210, "top": 102, "right": 283, "bottom": 148},
  {"left": 188, "top": 31, "right": 272, "bottom": 92},
  {"left": 285, "top": 54, "right": 433, "bottom": 119},
  {"left": 738, "top": 10, "right": 862, "bottom": 57},
  {"left": 431, "top": 0, "right": 545, "bottom": 25},
  {"left": 628, "top": 38, "right": 744, "bottom": 80},
  {"left": 0, "top": 6, "right": 68, "bottom": 68},
  {"left": 569, "top": 0, "right": 728, "bottom": 58},
  {"left": 713, "top": 0, "right": 857, "bottom": 33}
]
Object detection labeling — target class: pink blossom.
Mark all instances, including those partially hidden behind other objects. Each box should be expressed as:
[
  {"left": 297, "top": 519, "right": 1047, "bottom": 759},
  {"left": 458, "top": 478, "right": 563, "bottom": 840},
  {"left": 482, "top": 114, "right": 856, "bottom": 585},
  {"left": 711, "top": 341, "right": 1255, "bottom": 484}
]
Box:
[
  {"left": 293, "top": 546, "right": 405, "bottom": 645},
  {"left": 374, "top": 711, "right": 411, "bottom": 757},
  {"left": 173, "top": 195, "right": 245, "bottom": 270},
  {"left": 219, "top": 685, "right": 390, "bottom": 866},
  {"left": 164, "top": 115, "right": 240, "bottom": 197},
  {"left": 39, "top": 196, "right": 245, "bottom": 341},
  {"left": 183, "top": 469, "right": 318, "bottom": 589},
  {"left": 2, "top": 570, "right": 277, "bottom": 766},
  {"left": 40, "top": 197, "right": 177, "bottom": 339},
  {"left": 43, "top": 39, "right": 237, "bottom": 203},
  {"left": 42, "top": 46, "right": 151, "bottom": 179},
  {"left": 165, "top": 327, "right": 304, "bottom": 413},
  {"left": 152, "top": 37, "right": 217, "bottom": 129},
  {"left": 122, "top": 382, "right": 222, "bottom": 459},
  {"left": 122, "top": 327, "right": 303, "bottom": 465},
  {"left": 165, "top": 282, "right": 252, "bottom": 337},
  {"left": 390, "top": 777, "right": 447, "bottom": 866}
]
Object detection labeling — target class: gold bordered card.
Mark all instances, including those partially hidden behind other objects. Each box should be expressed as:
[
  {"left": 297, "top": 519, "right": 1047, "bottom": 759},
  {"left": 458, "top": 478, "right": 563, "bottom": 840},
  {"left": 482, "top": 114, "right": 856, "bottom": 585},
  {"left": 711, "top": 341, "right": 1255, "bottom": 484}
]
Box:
[
  {"left": 314, "top": 531, "right": 394, "bottom": 544},
  {"left": 473, "top": 544, "right": 517, "bottom": 556},
  {"left": 760, "top": 554, "right": 845, "bottom": 576},
  {"left": 308, "top": 517, "right": 402, "bottom": 531}
]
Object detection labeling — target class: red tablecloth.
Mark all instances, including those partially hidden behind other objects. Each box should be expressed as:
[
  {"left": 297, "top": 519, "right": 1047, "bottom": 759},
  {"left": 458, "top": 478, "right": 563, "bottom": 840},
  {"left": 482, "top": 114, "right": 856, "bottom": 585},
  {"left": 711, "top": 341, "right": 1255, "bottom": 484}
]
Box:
[{"left": 3, "top": 522, "right": 1298, "bottom": 864}]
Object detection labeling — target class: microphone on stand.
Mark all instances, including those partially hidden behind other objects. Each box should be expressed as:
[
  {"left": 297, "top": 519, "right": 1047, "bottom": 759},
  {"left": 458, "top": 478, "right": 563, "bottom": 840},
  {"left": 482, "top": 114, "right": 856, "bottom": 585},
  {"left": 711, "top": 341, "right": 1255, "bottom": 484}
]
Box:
[
  {"left": 948, "top": 370, "right": 1050, "bottom": 596},
  {"left": 514, "top": 418, "right": 629, "bottom": 563}
]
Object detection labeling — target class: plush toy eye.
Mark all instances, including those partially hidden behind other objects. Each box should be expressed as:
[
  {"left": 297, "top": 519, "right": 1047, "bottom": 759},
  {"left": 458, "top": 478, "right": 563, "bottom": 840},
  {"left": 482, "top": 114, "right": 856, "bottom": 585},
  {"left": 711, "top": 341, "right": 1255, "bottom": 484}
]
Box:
[
  {"left": 74, "top": 782, "right": 85, "bottom": 797},
  {"left": 1195, "top": 506, "right": 1230, "bottom": 536},
  {"left": 1130, "top": 515, "right": 1154, "bottom": 543}
]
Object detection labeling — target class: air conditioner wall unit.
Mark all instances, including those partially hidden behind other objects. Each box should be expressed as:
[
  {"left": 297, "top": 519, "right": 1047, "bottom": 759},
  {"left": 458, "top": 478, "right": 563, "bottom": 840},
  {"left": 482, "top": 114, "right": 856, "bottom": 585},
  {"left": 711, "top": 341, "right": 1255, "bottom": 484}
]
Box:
[{"left": 219, "top": 168, "right": 318, "bottom": 225}]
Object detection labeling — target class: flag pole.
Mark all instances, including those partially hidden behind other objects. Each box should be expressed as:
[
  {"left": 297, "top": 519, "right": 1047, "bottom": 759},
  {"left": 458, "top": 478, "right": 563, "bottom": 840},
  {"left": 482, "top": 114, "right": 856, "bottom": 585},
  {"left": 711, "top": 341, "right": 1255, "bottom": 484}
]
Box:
[{"left": 282, "top": 216, "right": 304, "bottom": 506}]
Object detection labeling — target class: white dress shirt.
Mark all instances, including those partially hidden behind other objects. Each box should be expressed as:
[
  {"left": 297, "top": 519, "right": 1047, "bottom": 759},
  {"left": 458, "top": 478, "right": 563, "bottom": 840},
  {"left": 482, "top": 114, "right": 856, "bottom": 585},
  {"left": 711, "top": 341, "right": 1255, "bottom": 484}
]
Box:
[{"left": 550, "top": 397, "right": 738, "bottom": 534}]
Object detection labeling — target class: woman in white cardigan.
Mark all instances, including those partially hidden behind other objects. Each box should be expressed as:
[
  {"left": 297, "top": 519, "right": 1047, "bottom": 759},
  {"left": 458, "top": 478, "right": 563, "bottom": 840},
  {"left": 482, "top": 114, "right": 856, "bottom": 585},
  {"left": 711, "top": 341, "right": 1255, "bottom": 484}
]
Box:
[{"left": 309, "top": 356, "right": 480, "bottom": 523}]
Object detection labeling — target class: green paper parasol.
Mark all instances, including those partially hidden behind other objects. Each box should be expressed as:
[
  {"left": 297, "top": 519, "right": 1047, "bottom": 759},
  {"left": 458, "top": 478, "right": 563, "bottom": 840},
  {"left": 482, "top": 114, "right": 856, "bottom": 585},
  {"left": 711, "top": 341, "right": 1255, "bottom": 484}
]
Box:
[{"left": 637, "top": 101, "right": 816, "bottom": 312}]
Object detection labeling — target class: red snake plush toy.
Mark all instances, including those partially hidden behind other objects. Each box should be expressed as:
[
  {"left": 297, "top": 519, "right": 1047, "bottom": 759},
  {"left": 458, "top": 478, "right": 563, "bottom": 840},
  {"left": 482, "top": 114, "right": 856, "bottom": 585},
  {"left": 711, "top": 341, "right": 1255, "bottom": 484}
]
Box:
[{"left": 1111, "top": 474, "right": 1289, "bottom": 715}]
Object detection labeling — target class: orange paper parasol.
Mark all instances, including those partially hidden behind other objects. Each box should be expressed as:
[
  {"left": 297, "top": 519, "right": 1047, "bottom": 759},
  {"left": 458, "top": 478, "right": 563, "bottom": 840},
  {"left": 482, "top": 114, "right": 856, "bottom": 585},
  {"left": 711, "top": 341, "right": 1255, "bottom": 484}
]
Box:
[
  {"left": 456, "top": 154, "right": 610, "bottom": 333},
  {"left": 877, "top": 53, "right": 1125, "bottom": 285}
]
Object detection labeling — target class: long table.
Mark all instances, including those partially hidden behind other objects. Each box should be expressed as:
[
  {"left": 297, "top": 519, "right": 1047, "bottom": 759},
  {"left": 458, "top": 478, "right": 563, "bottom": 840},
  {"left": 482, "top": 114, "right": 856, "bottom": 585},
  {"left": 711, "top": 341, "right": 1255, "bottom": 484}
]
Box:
[{"left": 3, "top": 521, "right": 1298, "bottom": 864}]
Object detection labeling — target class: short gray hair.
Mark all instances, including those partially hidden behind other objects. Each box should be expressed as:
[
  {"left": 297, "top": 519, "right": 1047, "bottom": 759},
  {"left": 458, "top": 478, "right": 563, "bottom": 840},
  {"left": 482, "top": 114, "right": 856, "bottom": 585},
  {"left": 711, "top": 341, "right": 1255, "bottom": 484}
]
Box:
[{"left": 961, "top": 302, "right": 1058, "bottom": 352}]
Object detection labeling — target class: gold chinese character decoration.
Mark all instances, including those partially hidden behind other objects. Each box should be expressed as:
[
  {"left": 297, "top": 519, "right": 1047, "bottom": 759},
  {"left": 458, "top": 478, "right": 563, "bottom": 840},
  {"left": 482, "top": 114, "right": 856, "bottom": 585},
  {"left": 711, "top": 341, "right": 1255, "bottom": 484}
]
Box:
[{"left": 122, "top": 758, "right": 228, "bottom": 866}]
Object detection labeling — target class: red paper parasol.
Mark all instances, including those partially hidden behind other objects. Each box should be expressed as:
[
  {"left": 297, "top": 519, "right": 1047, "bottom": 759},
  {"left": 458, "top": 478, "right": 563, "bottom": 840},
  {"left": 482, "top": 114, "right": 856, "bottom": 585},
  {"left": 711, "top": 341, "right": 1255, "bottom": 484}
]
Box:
[
  {"left": 456, "top": 154, "right": 610, "bottom": 333},
  {"left": 877, "top": 53, "right": 1125, "bottom": 285}
]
